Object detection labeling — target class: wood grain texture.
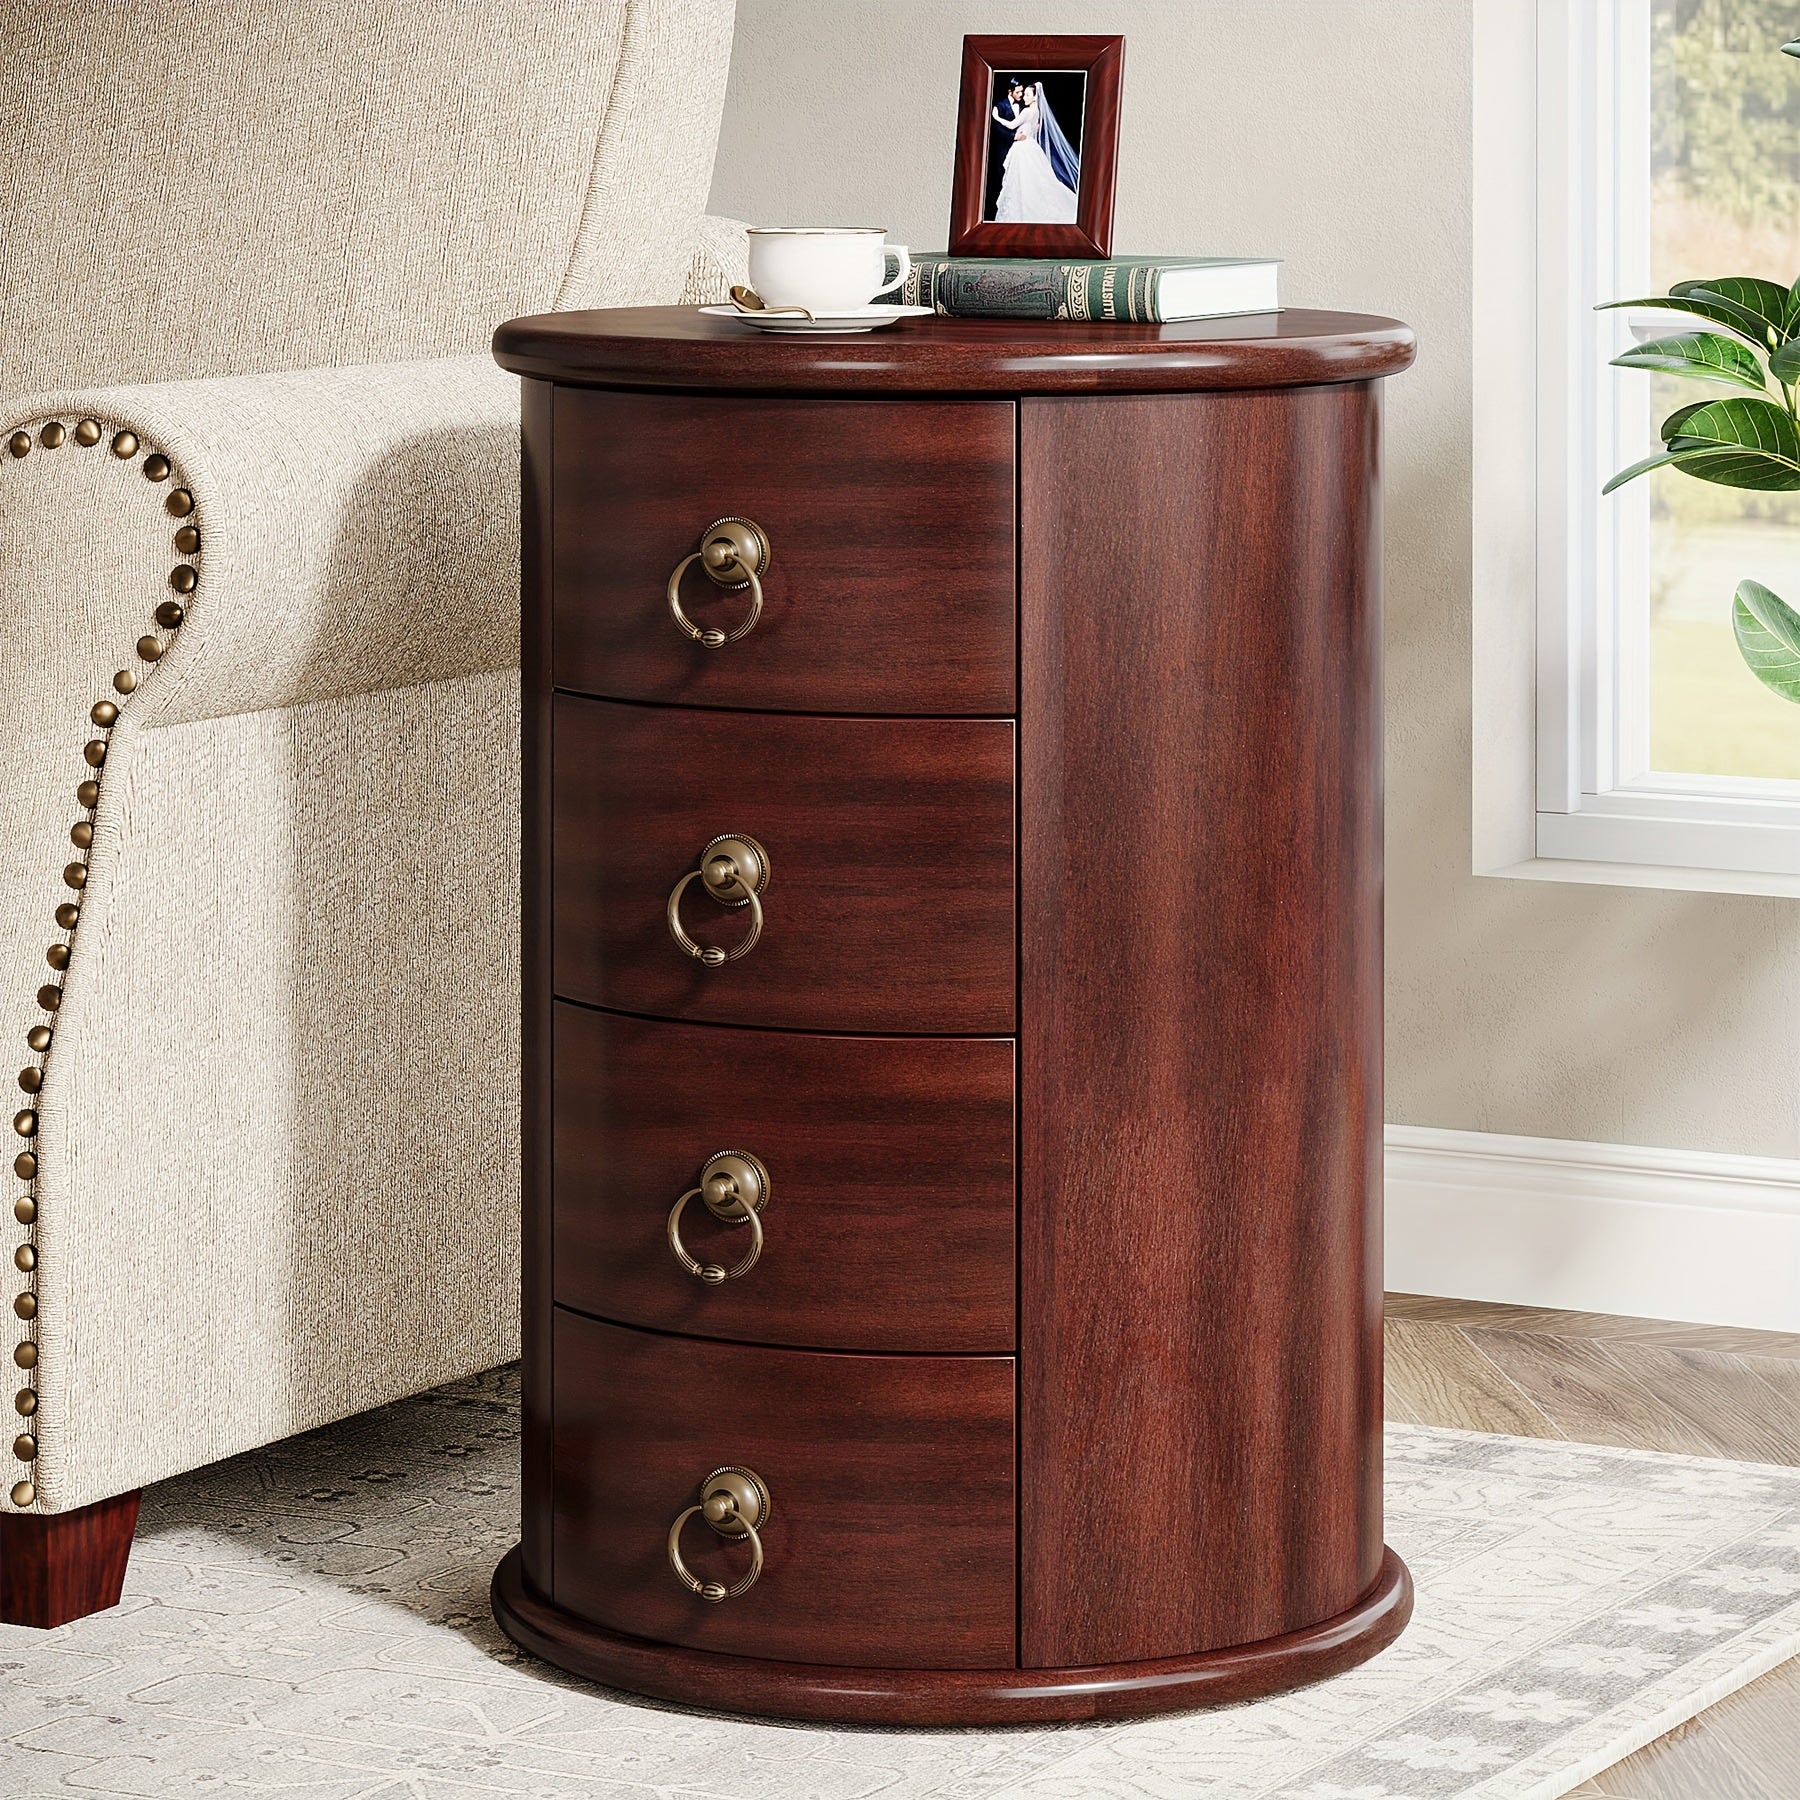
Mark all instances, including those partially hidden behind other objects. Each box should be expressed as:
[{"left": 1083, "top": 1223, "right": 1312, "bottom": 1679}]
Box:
[
  {"left": 503, "top": 315, "right": 1415, "bottom": 1722},
  {"left": 551, "top": 696, "right": 1015, "bottom": 1034},
  {"left": 1019, "top": 385, "right": 1386, "bottom": 1667},
  {"left": 496, "top": 1544, "right": 1410, "bottom": 1725},
  {"left": 548, "top": 1313, "right": 1015, "bottom": 1669},
  {"left": 1383, "top": 1319, "right": 1564, "bottom": 1440},
  {"left": 1385, "top": 1295, "right": 1800, "bottom": 1466},
  {"left": 551, "top": 391, "right": 1016, "bottom": 715},
  {"left": 518, "top": 377, "right": 556, "bottom": 1596},
  {"left": 552, "top": 1008, "right": 1014, "bottom": 1352},
  {"left": 1467, "top": 1331, "right": 1746, "bottom": 1462},
  {"left": 1387, "top": 1291, "right": 1800, "bottom": 1358},
  {"left": 0, "top": 1489, "right": 139, "bottom": 1627},
  {"left": 492, "top": 306, "right": 1417, "bottom": 395}
]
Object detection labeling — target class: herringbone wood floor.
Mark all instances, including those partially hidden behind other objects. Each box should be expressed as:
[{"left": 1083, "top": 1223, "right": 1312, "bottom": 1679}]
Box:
[{"left": 1386, "top": 1294, "right": 1800, "bottom": 1800}]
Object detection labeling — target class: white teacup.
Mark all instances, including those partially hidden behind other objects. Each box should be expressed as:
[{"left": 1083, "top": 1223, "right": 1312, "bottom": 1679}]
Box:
[{"left": 745, "top": 226, "right": 911, "bottom": 313}]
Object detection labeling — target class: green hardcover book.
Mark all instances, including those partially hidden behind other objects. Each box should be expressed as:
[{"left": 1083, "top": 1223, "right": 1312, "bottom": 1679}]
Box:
[{"left": 894, "top": 253, "right": 1281, "bottom": 322}]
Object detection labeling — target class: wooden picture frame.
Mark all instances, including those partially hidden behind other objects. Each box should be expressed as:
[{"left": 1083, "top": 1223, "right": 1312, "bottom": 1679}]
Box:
[{"left": 948, "top": 35, "right": 1124, "bottom": 258}]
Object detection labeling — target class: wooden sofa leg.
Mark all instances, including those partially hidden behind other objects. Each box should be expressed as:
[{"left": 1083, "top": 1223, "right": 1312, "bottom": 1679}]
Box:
[{"left": 0, "top": 1490, "right": 140, "bottom": 1628}]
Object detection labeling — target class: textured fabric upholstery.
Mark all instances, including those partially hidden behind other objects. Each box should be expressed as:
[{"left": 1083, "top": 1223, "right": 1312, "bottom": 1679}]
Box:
[
  {"left": 10, "top": 360, "right": 523, "bottom": 729},
  {"left": 0, "top": 0, "right": 737, "bottom": 392},
  {"left": 683, "top": 211, "right": 755, "bottom": 304},
  {"left": 3, "top": 365, "right": 522, "bottom": 1510},
  {"left": 0, "top": 0, "right": 747, "bottom": 1512}
]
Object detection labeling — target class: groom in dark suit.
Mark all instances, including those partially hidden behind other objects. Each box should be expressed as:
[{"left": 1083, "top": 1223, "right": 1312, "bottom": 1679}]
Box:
[
  {"left": 988, "top": 77, "right": 1026, "bottom": 216},
  {"left": 993, "top": 77, "right": 1025, "bottom": 134}
]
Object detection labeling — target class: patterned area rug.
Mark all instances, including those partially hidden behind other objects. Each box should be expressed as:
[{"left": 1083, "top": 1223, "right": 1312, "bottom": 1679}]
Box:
[{"left": 4, "top": 1369, "right": 1800, "bottom": 1800}]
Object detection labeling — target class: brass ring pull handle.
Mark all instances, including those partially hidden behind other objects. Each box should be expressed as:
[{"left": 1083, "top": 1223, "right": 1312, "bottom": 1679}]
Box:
[
  {"left": 667, "top": 834, "right": 770, "bottom": 968},
  {"left": 668, "top": 1465, "right": 770, "bottom": 1603},
  {"left": 667, "top": 1150, "right": 771, "bottom": 1284},
  {"left": 667, "top": 516, "right": 771, "bottom": 648}
]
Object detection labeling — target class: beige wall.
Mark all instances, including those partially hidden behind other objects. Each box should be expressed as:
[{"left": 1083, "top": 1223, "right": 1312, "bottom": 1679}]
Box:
[{"left": 711, "top": 0, "right": 1800, "bottom": 1160}]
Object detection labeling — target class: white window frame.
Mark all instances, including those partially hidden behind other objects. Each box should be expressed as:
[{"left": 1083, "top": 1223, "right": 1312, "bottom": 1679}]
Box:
[{"left": 1473, "top": 0, "right": 1800, "bottom": 897}]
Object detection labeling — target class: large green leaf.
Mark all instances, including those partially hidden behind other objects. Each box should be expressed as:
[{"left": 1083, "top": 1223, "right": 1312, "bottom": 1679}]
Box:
[
  {"left": 1597, "top": 293, "right": 1774, "bottom": 350},
  {"left": 1671, "top": 278, "right": 1792, "bottom": 344},
  {"left": 1668, "top": 448, "right": 1800, "bottom": 489},
  {"left": 1608, "top": 398, "right": 1800, "bottom": 494},
  {"left": 1660, "top": 400, "right": 1710, "bottom": 442},
  {"left": 1664, "top": 395, "right": 1800, "bottom": 489},
  {"left": 1602, "top": 446, "right": 1703, "bottom": 494},
  {"left": 1733, "top": 579, "right": 1800, "bottom": 703},
  {"left": 1612, "top": 332, "right": 1767, "bottom": 391},
  {"left": 1782, "top": 278, "right": 1800, "bottom": 341},
  {"left": 1785, "top": 38, "right": 1800, "bottom": 56}
]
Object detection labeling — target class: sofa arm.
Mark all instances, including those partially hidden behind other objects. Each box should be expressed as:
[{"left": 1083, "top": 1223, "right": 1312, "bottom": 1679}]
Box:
[
  {"left": 682, "top": 212, "right": 750, "bottom": 305},
  {"left": 1, "top": 357, "right": 527, "bottom": 1517},
  {"left": 2, "top": 354, "right": 520, "bottom": 733}
]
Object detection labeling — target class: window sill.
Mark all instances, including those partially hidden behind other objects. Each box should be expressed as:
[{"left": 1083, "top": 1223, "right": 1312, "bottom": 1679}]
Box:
[{"left": 1486, "top": 833, "right": 1800, "bottom": 900}]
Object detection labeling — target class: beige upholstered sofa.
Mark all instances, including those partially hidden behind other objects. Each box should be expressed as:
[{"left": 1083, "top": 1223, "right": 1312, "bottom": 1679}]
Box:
[{"left": 0, "top": 0, "right": 744, "bottom": 1621}]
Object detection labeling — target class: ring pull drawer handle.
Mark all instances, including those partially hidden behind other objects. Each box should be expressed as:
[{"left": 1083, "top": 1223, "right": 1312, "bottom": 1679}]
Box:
[
  {"left": 667, "top": 516, "right": 771, "bottom": 648},
  {"left": 667, "top": 833, "right": 770, "bottom": 967},
  {"left": 668, "top": 1465, "right": 770, "bottom": 1602},
  {"left": 668, "top": 1150, "right": 770, "bottom": 1284}
]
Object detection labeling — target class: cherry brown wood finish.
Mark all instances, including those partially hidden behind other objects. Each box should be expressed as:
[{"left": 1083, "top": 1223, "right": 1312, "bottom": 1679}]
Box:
[
  {"left": 552, "top": 696, "right": 1016, "bottom": 1034},
  {"left": 552, "top": 1008, "right": 1014, "bottom": 1352},
  {"left": 519, "top": 378, "right": 556, "bottom": 1595},
  {"left": 0, "top": 1489, "right": 140, "bottom": 1628},
  {"left": 493, "top": 306, "right": 1416, "bottom": 395},
  {"left": 499, "top": 311, "right": 1415, "bottom": 1723},
  {"left": 550, "top": 1313, "right": 1016, "bottom": 1668},
  {"left": 552, "top": 391, "right": 1016, "bottom": 715},
  {"left": 1019, "top": 385, "right": 1386, "bottom": 1668},
  {"left": 494, "top": 1545, "right": 1411, "bottom": 1725}
]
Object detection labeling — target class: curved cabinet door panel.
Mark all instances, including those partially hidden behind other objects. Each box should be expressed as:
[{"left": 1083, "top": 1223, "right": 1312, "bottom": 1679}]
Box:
[
  {"left": 552, "top": 696, "right": 1015, "bottom": 1033},
  {"left": 1019, "top": 384, "right": 1385, "bottom": 1666},
  {"left": 551, "top": 390, "right": 1016, "bottom": 715},
  {"left": 553, "top": 1009, "right": 1015, "bottom": 1352},
  {"left": 551, "top": 1313, "right": 1016, "bottom": 1668}
]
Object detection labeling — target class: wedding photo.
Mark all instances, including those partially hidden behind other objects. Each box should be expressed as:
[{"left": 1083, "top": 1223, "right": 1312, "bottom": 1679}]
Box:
[
  {"left": 983, "top": 69, "right": 1086, "bottom": 225},
  {"left": 949, "top": 33, "right": 1123, "bottom": 256}
]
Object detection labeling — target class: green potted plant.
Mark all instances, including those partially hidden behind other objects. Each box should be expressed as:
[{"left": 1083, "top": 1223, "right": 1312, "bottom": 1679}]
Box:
[{"left": 1601, "top": 35, "right": 1800, "bottom": 701}]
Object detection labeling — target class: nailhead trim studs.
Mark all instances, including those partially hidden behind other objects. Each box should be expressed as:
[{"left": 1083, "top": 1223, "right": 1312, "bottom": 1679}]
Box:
[{"left": 2, "top": 419, "right": 196, "bottom": 1506}]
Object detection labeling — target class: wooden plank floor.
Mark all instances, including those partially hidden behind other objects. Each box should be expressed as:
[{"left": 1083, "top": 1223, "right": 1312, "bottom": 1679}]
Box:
[{"left": 1386, "top": 1293, "right": 1800, "bottom": 1800}]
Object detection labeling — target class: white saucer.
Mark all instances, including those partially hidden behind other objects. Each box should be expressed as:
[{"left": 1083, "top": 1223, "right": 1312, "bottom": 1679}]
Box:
[{"left": 699, "top": 303, "right": 934, "bottom": 334}]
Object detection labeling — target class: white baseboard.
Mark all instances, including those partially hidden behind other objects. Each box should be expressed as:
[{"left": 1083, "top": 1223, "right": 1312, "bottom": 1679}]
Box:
[{"left": 1384, "top": 1124, "right": 1800, "bottom": 1334}]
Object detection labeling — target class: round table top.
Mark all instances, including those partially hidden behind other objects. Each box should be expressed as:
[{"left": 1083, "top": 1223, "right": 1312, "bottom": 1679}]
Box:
[{"left": 491, "top": 305, "right": 1415, "bottom": 395}]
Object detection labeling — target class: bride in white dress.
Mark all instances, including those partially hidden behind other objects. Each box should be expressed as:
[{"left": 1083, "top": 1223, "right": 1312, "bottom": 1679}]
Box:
[{"left": 991, "top": 81, "right": 1080, "bottom": 225}]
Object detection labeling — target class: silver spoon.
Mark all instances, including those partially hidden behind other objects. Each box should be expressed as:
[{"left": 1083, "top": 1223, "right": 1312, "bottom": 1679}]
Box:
[{"left": 729, "top": 284, "right": 815, "bottom": 321}]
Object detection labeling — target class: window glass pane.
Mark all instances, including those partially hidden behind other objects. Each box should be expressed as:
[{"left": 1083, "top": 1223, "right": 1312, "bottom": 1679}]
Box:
[{"left": 1648, "top": 0, "right": 1800, "bottom": 777}]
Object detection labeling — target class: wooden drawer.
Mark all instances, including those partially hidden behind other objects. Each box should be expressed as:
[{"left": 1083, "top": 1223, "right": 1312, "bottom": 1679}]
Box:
[
  {"left": 551, "top": 1313, "right": 1016, "bottom": 1668},
  {"left": 552, "top": 1009, "right": 1015, "bottom": 1353},
  {"left": 552, "top": 696, "right": 1015, "bottom": 1034},
  {"left": 551, "top": 390, "right": 1016, "bottom": 714}
]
